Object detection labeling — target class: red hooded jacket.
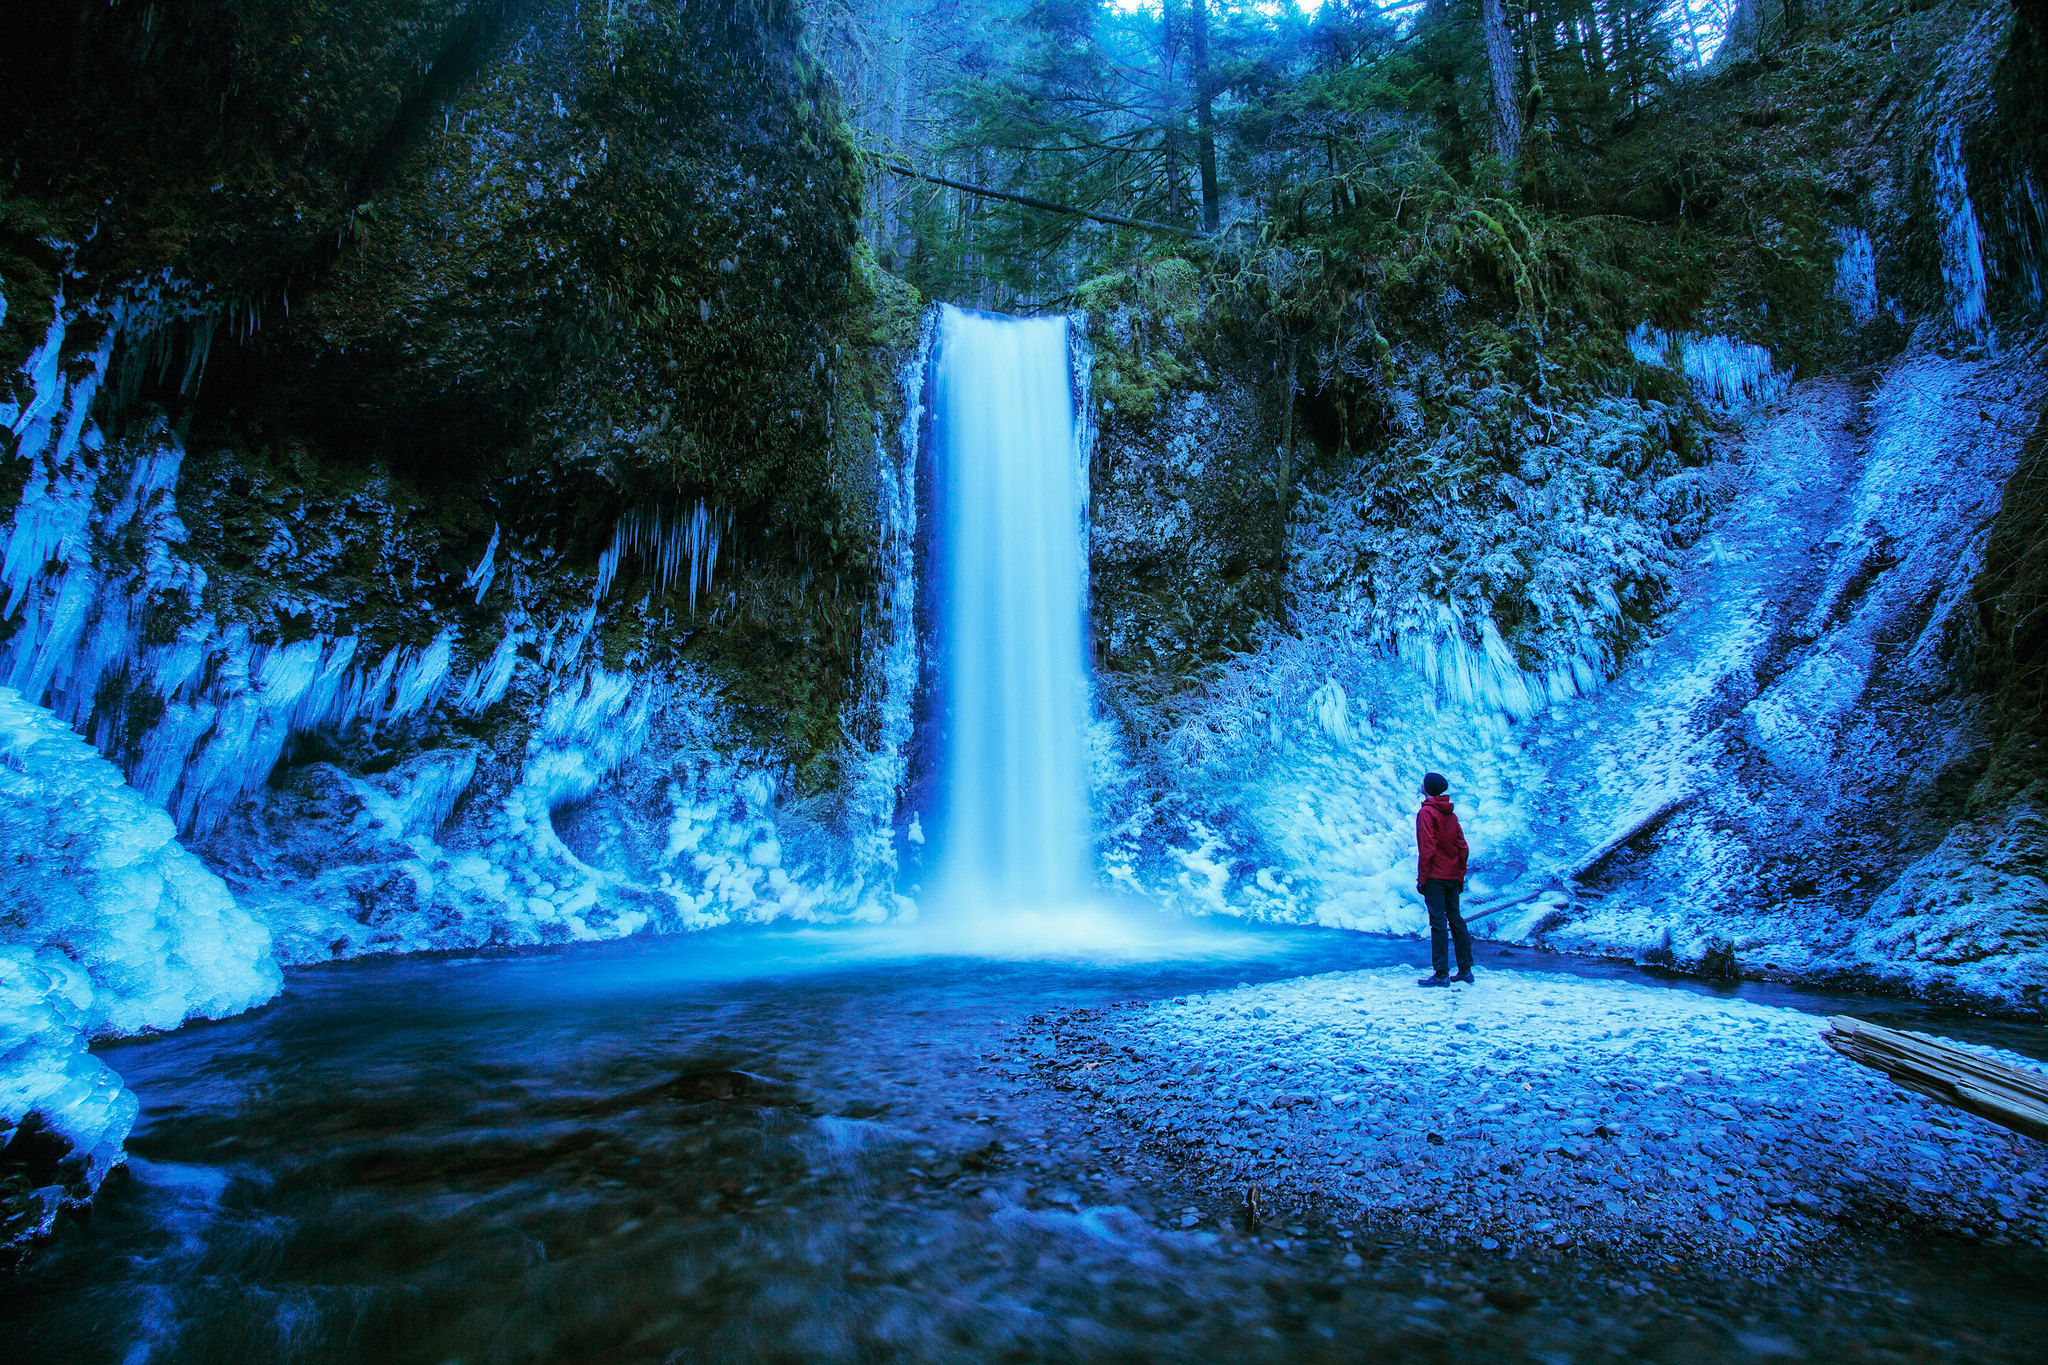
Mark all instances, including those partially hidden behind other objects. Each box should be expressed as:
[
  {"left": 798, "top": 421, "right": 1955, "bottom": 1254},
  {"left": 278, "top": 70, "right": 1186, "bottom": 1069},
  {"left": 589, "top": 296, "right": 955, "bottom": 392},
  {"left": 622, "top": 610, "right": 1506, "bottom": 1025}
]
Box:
[{"left": 1416, "top": 795, "right": 1469, "bottom": 884}]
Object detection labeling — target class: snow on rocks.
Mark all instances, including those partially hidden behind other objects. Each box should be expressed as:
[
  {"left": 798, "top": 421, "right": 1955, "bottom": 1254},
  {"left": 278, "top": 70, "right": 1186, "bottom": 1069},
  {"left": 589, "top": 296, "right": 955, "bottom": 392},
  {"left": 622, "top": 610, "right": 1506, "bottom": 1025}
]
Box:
[
  {"left": 1019, "top": 968, "right": 2048, "bottom": 1264},
  {"left": 0, "top": 686, "right": 280, "bottom": 1255}
]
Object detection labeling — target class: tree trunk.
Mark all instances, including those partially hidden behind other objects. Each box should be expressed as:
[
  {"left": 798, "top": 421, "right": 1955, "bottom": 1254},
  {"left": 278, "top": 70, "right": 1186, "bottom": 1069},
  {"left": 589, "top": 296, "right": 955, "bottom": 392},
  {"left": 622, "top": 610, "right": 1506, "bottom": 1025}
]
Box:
[
  {"left": 882, "top": 163, "right": 1190, "bottom": 236},
  {"left": 1481, "top": 0, "right": 1523, "bottom": 168},
  {"left": 1191, "top": 0, "right": 1221, "bottom": 233},
  {"left": 1273, "top": 340, "right": 1299, "bottom": 625}
]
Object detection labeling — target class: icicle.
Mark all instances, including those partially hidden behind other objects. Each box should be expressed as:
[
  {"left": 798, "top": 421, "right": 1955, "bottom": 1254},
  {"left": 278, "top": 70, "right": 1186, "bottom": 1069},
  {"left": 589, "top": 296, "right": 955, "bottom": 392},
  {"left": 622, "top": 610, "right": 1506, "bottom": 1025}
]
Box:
[
  {"left": 595, "top": 533, "right": 622, "bottom": 601},
  {"left": 1313, "top": 676, "right": 1353, "bottom": 745},
  {"left": 598, "top": 500, "right": 724, "bottom": 609},
  {"left": 1834, "top": 228, "right": 1878, "bottom": 326},
  {"left": 1934, "top": 126, "right": 1990, "bottom": 339},
  {"left": 463, "top": 525, "right": 500, "bottom": 603},
  {"left": 456, "top": 627, "right": 521, "bottom": 714},
  {"left": 384, "top": 629, "right": 457, "bottom": 721},
  {"left": 1628, "top": 323, "right": 1788, "bottom": 416}
]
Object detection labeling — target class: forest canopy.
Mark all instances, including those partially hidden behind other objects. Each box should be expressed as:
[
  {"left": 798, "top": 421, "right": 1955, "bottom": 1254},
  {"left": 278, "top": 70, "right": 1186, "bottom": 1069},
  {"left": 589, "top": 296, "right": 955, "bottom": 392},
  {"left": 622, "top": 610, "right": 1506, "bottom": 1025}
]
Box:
[{"left": 806, "top": 0, "right": 1749, "bottom": 308}]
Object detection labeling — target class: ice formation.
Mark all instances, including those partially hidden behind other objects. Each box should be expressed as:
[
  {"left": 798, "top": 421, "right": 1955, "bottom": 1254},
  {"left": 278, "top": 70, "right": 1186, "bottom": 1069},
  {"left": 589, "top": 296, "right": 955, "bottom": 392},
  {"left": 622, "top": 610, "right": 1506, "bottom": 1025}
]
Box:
[
  {"left": 595, "top": 500, "right": 725, "bottom": 609},
  {"left": 1627, "top": 324, "right": 1790, "bottom": 415},
  {"left": 0, "top": 285, "right": 934, "bottom": 973},
  {"left": 1111, "top": 339, "right": 2048, "bottom": 1010},
  {"left": 1833, "top": 227, "right": 1879, "bottom": 326},
  {"left": 835, "top": 323, "right": 932, "bottom": 919},
  {"left": 0, "top": 687, "right": 279, "bottom": 1250},
  {"left": 1933, "top": 126, "right": 1991, "bottom": 338},
  {"left": 0, "top": 301, "right": 508, "bottom": 838}
]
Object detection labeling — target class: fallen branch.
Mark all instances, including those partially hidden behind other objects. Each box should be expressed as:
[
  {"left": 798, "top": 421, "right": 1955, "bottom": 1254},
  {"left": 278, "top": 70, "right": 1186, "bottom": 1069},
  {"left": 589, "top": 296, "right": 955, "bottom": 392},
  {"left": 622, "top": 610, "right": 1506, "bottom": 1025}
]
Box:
[
  {"left": 1565, "top": 791, "right": 1696, "bottom": 882},
  {"left": 1460, "top": 884, "right": 1557, "bottom": 924},
  {"left": 1824, "top": 1015, "right": 2048, "bottom": 1145},
  {"left": 882, "top": 163, "right": 1193, "bottom": 237},
  {"left": 1463, "top": 791, "right": 1695, "bottom": 923}
]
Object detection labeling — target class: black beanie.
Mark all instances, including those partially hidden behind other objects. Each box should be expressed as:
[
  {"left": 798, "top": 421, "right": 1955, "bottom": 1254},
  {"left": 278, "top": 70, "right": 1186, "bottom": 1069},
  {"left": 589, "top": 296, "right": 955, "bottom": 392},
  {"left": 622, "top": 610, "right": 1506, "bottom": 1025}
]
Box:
[{"left": 1422, "top": 772, "right": 1449, "bottom": 796}]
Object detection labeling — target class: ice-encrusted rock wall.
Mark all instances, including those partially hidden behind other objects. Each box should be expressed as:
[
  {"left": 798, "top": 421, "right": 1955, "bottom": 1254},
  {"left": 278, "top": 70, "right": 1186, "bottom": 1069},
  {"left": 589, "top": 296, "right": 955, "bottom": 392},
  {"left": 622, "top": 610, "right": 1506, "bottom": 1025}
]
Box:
[
  {"left": 0, "top": 687, "right": 277, "bottom": 1260},
  {"left": 1520, "top": 347, "right": 2047, "bottom": 1007},
  {"left": 0, "top": 0, "right": 934, "bottom": 1256},
  {"left": 0, "top": 0, "right": 934, "bottom": 979},
  {"left": 0, "top": 299, "right": 923, "bottom": 966},
  {"left": 1086, "top": 337, "right": 2047, "bottom": 1013},
  {"left": 1077, "top": 0, "right": 2048, "bottom": 1013}
]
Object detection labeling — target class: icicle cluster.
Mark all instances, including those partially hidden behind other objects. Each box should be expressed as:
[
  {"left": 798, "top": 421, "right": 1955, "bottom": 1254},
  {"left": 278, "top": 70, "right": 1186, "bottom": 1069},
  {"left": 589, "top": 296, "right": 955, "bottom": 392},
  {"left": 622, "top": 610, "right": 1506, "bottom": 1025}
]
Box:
[
  {"left": 595, "top": 500, "right": 724, "bottom": 608},
  {"left": 1393, "top": 605, "right": 1606, "bottom": 721},
  {"left": 0, "top": 281, "right": 929, "bottom": 963},
  {"left": 0, "top": 296, "right": 521, "bottom": 835},
  {"left": 1628, "top": 324, "right": 1789, "bottom": 415},
  {"left": 1934, "top": 126, "right": 1991, "bottom": 339},
  {"left": 832, "top": 321, "right": 931, "bottom": 918},
  {"left": 1833, "top": 228, "right": 1879, "bottom": 327}
]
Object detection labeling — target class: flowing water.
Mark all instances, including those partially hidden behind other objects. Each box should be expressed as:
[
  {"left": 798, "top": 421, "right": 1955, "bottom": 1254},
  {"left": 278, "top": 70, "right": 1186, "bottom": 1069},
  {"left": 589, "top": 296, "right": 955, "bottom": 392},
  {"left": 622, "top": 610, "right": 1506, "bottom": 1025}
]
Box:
[
  {"left": 3, "top": 929, "right": 2044, "bottom": 1364},
  {"left": 927, "top": 306, "right": 1091, "bottom": 910}
]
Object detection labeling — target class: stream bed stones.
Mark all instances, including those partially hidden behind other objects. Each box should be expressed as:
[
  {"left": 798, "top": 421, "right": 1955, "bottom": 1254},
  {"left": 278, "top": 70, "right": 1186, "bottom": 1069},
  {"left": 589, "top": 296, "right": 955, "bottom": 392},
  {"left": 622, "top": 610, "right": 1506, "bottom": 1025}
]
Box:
[{"left": 1008, "top": 966, "right": 2048, "bottom": 1266}]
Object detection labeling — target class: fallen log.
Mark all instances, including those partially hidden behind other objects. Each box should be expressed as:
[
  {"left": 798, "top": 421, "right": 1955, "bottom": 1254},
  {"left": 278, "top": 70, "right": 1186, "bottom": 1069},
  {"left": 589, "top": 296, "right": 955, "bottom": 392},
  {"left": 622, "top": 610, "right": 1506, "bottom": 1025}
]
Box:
[
  {"left": 1823, "top": 1015, "right": 2048, "bottom": 1145},
  {"left": 1463, "top": 791, "right": 1695, "bottom": 923},
  {"left": 882, "top": 162, "right": 1193, "bottom": 237},
  {"left": 1564, "top": 790, "right": 1695, "bottom": 882}
]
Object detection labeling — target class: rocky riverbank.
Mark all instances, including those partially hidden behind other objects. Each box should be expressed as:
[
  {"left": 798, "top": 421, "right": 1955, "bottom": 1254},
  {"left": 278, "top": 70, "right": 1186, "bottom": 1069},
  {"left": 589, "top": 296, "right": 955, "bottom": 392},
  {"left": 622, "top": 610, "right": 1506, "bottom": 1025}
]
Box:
[{"left": 1004, "top": 966, "right": 2048, "bottom": 1267}]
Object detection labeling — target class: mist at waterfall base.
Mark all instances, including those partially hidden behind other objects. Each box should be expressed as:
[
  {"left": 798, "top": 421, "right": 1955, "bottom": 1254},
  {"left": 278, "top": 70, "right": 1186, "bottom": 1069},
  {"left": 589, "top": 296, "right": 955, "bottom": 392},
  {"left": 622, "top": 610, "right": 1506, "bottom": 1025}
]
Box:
[{"left": 906, "top": 306, "right": 1209, "bottom": 959}]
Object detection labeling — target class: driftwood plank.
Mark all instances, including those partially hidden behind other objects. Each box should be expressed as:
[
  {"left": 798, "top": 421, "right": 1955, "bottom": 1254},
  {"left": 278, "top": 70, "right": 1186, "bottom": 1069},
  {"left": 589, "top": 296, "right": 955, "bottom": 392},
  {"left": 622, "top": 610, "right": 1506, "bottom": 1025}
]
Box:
[{"left": 1824, "top": 1015, "right": 2048, "bottom": 1145}]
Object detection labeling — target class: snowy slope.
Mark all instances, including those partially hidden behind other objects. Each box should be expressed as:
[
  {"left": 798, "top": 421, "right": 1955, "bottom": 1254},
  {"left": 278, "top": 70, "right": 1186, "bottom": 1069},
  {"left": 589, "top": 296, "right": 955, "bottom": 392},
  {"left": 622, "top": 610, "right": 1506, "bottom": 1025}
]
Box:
[{"left": 1525, "top": 348, "right": 2048, "bottom": 1006}]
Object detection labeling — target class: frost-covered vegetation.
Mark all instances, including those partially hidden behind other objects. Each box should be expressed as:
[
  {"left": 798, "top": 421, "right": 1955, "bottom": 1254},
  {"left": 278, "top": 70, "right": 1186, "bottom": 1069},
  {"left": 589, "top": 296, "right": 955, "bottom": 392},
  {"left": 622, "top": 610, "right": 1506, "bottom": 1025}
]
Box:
[{"left": 1065, "top": 0, "right": 2048, "bottom": 1009}]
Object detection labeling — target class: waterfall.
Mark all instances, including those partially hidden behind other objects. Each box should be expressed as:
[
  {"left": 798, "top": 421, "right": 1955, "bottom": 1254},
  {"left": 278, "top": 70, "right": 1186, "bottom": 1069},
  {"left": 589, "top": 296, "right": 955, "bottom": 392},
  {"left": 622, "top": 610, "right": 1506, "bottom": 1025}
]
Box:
[{"left": 927, "top": 305, "right": 1091, "bottom": 908}]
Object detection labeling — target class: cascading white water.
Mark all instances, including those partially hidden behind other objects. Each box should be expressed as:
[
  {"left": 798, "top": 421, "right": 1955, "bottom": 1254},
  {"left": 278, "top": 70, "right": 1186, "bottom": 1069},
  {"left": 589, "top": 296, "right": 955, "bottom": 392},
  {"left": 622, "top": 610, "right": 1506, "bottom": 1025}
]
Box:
[{"left": 929, "top": 305, "right": 1091, "bottom": 908}]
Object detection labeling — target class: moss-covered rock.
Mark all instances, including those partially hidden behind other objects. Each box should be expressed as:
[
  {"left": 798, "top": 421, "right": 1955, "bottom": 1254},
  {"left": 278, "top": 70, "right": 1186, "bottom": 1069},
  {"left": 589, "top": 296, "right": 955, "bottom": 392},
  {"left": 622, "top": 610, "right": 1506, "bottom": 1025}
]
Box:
[{"left": 0, "top": 0, "right": 921, "bottom": 787}]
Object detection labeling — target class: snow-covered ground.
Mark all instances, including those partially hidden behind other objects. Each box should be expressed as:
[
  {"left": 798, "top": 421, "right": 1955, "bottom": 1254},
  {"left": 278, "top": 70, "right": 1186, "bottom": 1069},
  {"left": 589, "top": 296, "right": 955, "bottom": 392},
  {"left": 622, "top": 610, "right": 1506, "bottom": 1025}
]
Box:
[{"left": 1017, "top": 967, "right": 2048, "bottom": 1264}]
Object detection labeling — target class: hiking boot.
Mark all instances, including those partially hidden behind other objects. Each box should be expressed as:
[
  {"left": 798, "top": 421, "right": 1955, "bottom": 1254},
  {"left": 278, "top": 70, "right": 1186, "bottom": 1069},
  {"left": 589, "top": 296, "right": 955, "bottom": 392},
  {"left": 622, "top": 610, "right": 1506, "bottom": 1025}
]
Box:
[
  {"left": 1416, "top": 975, "right": 1450, "bottom": 988},
  {"left": 1450, "top": 970, "right": 1476, "bottom": 984}
]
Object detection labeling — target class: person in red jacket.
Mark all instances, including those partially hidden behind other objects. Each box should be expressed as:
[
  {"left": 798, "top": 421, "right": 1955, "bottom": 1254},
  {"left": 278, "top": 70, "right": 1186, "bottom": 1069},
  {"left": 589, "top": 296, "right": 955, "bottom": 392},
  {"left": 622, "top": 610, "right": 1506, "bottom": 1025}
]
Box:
[{"left": 1415, "top": 771, "right": 1475, "bottom": 987}]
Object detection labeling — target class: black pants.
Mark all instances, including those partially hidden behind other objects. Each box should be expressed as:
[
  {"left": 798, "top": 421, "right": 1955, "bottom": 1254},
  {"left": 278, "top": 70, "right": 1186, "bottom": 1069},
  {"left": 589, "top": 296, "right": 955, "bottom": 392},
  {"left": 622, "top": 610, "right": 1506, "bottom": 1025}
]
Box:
[{"left": 1423, "top": 878, "right": 1473, "bottom": 978}]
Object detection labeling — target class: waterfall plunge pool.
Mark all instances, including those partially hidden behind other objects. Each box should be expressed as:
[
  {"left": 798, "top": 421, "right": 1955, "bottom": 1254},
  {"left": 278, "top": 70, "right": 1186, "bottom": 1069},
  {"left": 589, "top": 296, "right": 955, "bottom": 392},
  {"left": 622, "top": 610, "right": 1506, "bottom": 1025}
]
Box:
[{"left": 3, "top": 925, "right": 2044, "bottom": 1364}]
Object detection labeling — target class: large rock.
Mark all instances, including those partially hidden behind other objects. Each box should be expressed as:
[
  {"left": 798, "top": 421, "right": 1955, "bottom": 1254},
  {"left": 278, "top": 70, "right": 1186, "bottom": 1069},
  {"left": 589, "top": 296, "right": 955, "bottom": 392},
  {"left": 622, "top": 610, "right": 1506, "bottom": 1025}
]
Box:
[{"left": 0, "top": 687, "right": 278, "bottom": 1261}]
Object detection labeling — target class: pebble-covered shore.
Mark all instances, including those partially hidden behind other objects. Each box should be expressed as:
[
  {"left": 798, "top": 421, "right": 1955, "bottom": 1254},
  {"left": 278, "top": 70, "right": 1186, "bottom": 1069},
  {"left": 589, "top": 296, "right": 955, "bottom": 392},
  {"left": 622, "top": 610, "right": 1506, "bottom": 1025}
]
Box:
[{"left": 1008, "top": 967, "right": 2048, "bottom": 1263}]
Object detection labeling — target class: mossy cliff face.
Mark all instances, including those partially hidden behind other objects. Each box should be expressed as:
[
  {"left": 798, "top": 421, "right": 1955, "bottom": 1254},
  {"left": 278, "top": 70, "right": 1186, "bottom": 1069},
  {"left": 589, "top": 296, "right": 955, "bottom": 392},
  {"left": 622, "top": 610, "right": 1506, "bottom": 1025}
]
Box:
[
  {"left": 1080, "top": 259, "right": 1282, "bottom": 689},
  {"left": 0, "top": 0, "right": 930, "bottom": 957},
  {"left": 0, "top": 0, "right": 894, "bottom": 773}
]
